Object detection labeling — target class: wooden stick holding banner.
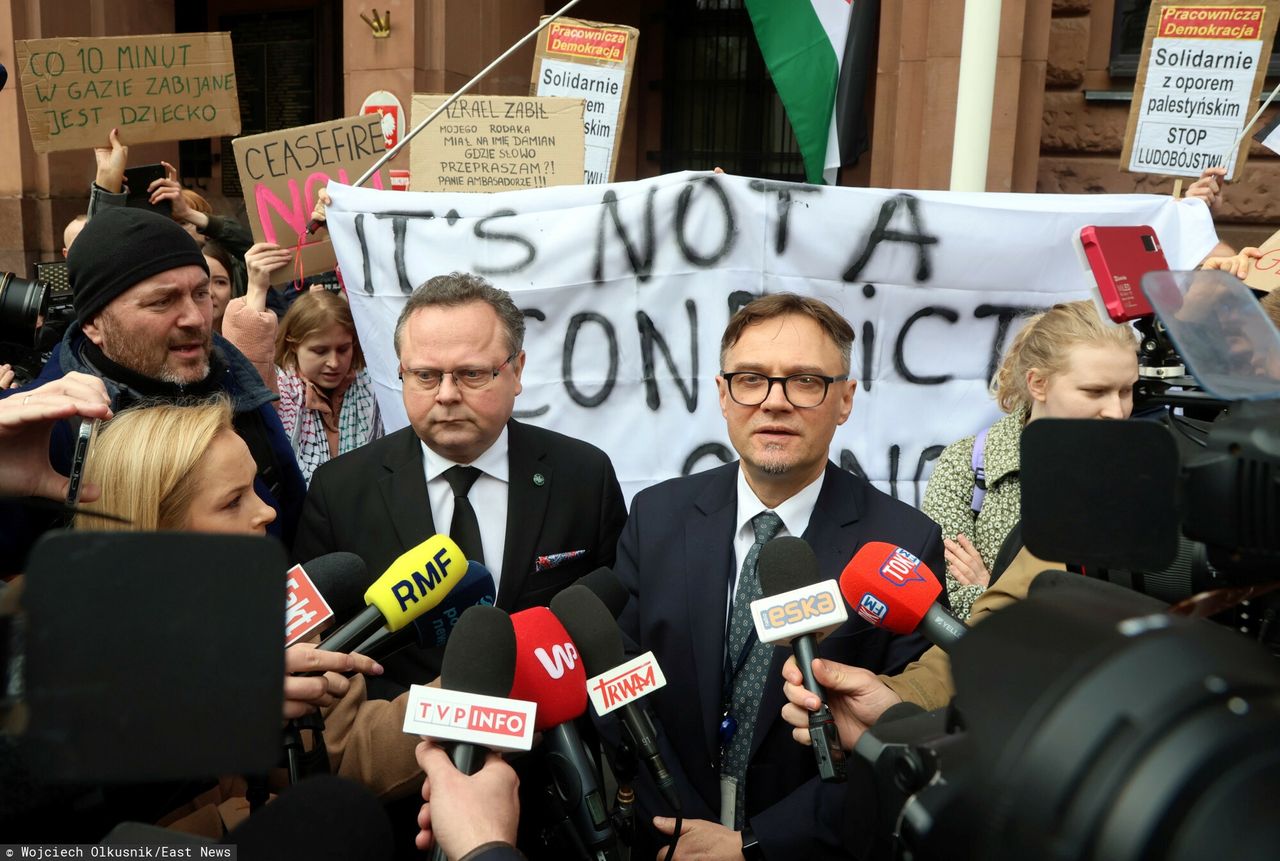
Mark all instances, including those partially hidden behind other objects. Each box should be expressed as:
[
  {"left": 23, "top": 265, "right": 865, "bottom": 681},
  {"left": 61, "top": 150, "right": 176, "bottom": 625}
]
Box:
[
  {"left": 305, "top": 0, "right": 585, "bottom": 233},
  {"left": 1223, "top": 77, "right": 1280, "bottom": 166}
]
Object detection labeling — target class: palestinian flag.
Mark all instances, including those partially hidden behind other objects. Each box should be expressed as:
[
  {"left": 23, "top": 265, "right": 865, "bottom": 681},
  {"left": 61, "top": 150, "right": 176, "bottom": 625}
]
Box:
[{"left": 745, "top": 0, "right": 878, "bottom": 184}]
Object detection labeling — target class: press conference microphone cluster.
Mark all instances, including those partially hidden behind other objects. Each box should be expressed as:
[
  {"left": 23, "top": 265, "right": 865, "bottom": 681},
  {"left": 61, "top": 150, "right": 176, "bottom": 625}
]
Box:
[
  {"left": 840, "top": 541, "right": 967, "bottom": 651},
  {"left": 352, "top": 560, "right": 497, "bottom": 660},
  {"left": 752, "top": 537, "right": 849, "bottom": 783}
]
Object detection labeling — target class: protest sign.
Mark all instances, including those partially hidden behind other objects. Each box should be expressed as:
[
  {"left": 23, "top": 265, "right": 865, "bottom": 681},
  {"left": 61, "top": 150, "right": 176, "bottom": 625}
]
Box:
[
  {"left": 409, "top": 94, "right": 585, "bottom": 192},
  {"left": 323, "top": 172, "right": 1218, "bottom": 504},
  {"left": 15, "top": 32, "right": 240, "bottom": 153},
  {"left": 531, "top": 17, "right": 639, "bottom": 184},
  {"left": 1121, "top": 1, "right": 1280, "bottom": 180},
  {"left": 232, "top": 114, "right": 389, "bottom": 284},
  {"left": 1243, "top": 226, "right": 1280, "bottom": 293}
]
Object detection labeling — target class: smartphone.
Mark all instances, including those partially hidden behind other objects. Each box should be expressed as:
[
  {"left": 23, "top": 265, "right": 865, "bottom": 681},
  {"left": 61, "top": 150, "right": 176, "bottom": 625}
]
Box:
[
  {"left": 65, "top": 418, "right": 101, "bottom": 507},
  {"left": 1076, "top": 226, "right": 1169, "bottom": 323},
  {"left": 123, "top": 163, "right": 171, "bottom": 217}
]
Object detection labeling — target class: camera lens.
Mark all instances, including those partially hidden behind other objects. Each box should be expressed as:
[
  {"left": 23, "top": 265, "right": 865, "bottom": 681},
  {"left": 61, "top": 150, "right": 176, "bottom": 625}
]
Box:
[{"left": 0, "top": 271, "right": 49, "bottom": 348}]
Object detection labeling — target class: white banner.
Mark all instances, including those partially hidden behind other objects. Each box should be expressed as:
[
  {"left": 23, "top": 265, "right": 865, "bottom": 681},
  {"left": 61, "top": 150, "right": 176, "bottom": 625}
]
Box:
[{"left": 325, "top": 171, "right": 1217, "bottom": 504}]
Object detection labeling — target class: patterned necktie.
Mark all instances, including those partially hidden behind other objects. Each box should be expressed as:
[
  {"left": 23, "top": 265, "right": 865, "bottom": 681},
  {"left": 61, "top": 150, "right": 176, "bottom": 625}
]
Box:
[
  {"left": 722, "top": 509, "right": 784, "bottom": 829},
  {"left": 442, "top": 465, "right": 485, "bottom": 565}
]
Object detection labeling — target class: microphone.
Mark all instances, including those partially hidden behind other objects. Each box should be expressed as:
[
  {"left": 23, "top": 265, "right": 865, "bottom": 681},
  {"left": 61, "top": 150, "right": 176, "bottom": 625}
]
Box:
[
  {"left": 574, "top": 566, "right": 630, "bottom": 618},
  {"left": 839, "top": 542, "right": 967, "bottom": 651},
  {"left": 753, "top": 536, "right": 849, "bottom": 783},
  {"left": 350, "top": 560, "right": 496, "bottom": 660},
  {"left": 510, "top": 606, "right": 619, "bottom": 861},
  {"left": 550, "top": 584, "right": 682, "bottom": 811},
  {"left": 285, "top": 552, "right": 367, "bottom": 645},
  {"left": 317, "top": 534, "right": 464, "bottom": 654}
]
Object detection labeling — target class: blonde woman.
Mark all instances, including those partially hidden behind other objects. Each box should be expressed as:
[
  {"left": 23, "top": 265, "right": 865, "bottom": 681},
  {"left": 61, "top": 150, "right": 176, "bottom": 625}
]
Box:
[{"left": 922, "top": 300, "right": 1139, "bottom": 620}]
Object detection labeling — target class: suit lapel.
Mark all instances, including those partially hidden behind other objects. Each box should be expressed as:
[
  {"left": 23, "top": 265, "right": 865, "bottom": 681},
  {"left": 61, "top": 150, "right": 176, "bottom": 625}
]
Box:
[
  {"left": 497, "top": 421, "right": 551, "bottom": 609},
  {"left": 379, "top": 428, "right": 437, "bottom": 551},
  {"left": 749, "top": 463, "right": 865, "bottom": 762},
  {"left": 686, "top": 466, "right": 739, "bottom": 763}
]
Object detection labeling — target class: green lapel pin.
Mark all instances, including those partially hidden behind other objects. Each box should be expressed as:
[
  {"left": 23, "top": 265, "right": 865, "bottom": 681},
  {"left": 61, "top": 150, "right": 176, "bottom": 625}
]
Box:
[{"left": 532, "top": 473, "right": 546, "bottom": 487}]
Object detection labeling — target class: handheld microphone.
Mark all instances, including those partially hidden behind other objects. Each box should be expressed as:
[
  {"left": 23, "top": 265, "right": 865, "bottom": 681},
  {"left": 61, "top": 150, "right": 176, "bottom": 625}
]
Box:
[
  {"left": 317, "top": 534, "right": 464, "bottom": 654},
  {"left": 574, "top": 566, "right": 630, "bottom": 619},
  {"left": 350, "top": 560, "right": 496, "bottom": 660},
  {"left": 753, "top": 536, "right": 849, "bottom": 783},
  {"left": 285, "top": 552, "right": 367, "bottom": 645},
  {"left": 839, "top": 542, "right": 967, "bottom": 651},
  {"left": 510, "top": 606, "right": 619, "bottom": 861},
  {"left": 550, "top": 584, "right": 682, "bottom": 812}
]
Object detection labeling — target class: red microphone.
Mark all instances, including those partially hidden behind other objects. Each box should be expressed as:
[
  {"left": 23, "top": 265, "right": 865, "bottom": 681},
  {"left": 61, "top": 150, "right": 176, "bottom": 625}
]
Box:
[
  {"left": 510, "top": 607, "right": 619, "bottom": 861},
  {"left": 839, "top": 542, "right": 966, "bottom": 651}
]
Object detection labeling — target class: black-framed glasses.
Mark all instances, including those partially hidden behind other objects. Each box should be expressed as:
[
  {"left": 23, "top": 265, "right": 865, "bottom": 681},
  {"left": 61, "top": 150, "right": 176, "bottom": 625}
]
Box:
[
  {"left": 400, "top": 353, "right": 517, "bottom": 392},
  {"left": 721, "top": 371, "right": 849, "bottom": 408}
]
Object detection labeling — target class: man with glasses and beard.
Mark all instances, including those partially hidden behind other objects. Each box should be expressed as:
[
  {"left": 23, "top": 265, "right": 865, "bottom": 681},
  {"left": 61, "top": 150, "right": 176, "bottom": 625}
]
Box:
[
  {"left": 0, "top": 207, "right": 304, "bottom": 568},
  {"left": 608, "top": 293, "right": 943, "bottom": 861}
]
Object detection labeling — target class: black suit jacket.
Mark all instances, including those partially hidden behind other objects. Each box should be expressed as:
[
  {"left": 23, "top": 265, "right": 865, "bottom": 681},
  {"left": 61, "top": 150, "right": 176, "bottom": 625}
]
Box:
[
  {"left": 294, "top": 419, "right": 627, "bottom": 691},
  {"left": 612, "top": 461, "right": 944, "bottom": 861}
]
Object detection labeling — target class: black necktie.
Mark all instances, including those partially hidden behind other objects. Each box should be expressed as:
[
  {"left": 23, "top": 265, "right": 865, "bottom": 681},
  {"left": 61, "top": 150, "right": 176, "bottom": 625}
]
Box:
[{"left": 442, "top": 466, "right": 485, "bottom": 565}]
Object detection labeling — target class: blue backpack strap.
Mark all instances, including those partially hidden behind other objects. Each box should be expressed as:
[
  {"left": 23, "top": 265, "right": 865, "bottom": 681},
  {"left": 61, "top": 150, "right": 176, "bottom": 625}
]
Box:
[{"left": 970, "top": 425, "right": 991, "bottom": 514}]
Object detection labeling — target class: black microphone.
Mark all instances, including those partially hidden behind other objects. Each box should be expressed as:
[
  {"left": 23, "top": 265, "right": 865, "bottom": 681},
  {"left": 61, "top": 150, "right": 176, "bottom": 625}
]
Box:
[
  {"left": 575, "top": 566, "right": 630, "bottom": 618},
  {"left": 756, "top": 537, "right": 848, "bottom": 783},
  {"left": 350, "top": 560, "right": 496, "bottom": 661},
  {"left": 550, "top": 584, "right": 682, "bottom": 812}
]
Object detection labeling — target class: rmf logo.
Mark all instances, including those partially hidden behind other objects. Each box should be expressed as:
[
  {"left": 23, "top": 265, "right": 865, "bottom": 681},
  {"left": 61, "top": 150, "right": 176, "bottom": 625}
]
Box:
[
  {"left": 879, "top": 546, "right": 925, "bottom": 587},
  {"left": 759, "top": 590, "right": 839, "bottom": 629},
  {"left": 535, "top": 642, "right": 580, "bottom": 679}
]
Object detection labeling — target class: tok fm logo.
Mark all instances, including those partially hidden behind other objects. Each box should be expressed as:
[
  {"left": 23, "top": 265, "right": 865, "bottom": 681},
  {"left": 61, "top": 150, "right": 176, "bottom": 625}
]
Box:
[
  {"left": 879, "top": 546, "right": 925, "bottom": 587},
  {"left": 535, "top": 642, "right": 580, "bottom": 679},
  {"left": 857, "top": 593, "right": 888, "bottom": 625}
]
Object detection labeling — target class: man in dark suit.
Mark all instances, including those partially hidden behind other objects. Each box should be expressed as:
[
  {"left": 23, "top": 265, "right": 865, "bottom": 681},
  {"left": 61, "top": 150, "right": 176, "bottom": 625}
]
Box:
[
  {"left": 613, "top": 294, "right": 944, "bottom": 861},
  {"left": 294, "top": 272, "right": 627, "bottom": 691}
]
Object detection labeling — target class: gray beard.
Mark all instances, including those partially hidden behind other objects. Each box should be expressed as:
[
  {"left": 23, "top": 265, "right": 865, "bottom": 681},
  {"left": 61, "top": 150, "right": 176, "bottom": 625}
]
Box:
[{"left": 157, "top": 360, "right": 211, "bottom": 385}]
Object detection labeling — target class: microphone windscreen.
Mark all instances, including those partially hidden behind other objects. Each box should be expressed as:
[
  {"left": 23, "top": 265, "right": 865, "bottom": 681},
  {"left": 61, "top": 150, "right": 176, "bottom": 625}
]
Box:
[
  {"left": 758, "top": 535, "right": 821, "bottom": 597},
  {"left": 510, "top": 606, "right": 587, "bottom": 730},
  {"left": 440, "top": 604, "right": 517, "bottom": 697},
  {"left": 550, "top": 585, "right": 625, "bottom": 677},
  {"left": 839, "top": 542, "right": 942, "bottom": 635},
  {"left": 300, "top": 552, "right": 368, "bottom": 619},
  {"left": 575, "top": 566, "right": 629, "bottom": 618},
  {"left": 411, "top": 560, "right": 497, "bottom": 648},
  {"left": 220, "top": 775, "right": 393, "bottom": 861},
  {"left": 365, "top": 533, "right": 465, "bottom": 631}
]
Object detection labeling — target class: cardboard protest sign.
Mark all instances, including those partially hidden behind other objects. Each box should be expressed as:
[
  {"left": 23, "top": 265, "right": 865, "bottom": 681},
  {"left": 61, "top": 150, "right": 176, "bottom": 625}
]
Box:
[
  {"left": 530, "top": 17, "right": 639, "bottom": 184},
  {"left": 1244, "top": 226, "right": 1280, "bottom": 293},
  {"left": 1121, "top": 1, "right": 1280, "bottom": 180},
  {"left": 15, "top": 32, "right": 240, "bottom": 153},
  {"left": 409, "top": 95, "right": 585, "bottom": 192},
  {"left": 232, "top": 114, "right": 389, "bottom": 284}
]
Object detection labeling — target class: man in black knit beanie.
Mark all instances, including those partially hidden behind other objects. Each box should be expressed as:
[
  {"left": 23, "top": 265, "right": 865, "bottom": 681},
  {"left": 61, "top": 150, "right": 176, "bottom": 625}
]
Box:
[{"left": 0, "top": 207, "right": 305, "bottom": 569}]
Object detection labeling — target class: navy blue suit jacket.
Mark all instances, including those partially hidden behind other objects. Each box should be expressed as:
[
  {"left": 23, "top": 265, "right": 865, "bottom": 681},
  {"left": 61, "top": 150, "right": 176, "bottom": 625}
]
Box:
[{"left": 612, "top": 461, "right": 944, "bottom": 860}]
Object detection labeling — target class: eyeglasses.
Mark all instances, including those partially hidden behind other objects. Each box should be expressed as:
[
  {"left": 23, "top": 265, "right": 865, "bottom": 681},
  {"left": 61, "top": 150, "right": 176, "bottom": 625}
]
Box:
[
  {"left": 400, "top": 353, "right": 517, "bottom": 392},
  {"left": 721, "top": 371, "right": 848, "bottom": 408}
]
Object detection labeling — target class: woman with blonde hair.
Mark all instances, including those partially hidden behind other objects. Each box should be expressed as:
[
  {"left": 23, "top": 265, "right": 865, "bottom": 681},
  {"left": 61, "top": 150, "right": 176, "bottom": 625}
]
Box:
[
  {"left": 222, "top": 243, "right": 382, "bottom": 484},
  {"left": 921, "top": 300, "right": 1139, "bottom": 620}
]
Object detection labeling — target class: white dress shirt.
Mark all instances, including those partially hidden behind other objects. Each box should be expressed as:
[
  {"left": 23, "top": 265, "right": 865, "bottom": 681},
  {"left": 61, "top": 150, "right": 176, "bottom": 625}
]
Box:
[
  {"left": 729, "top": 466, "right": 826, "bottom": 618},
  {"left": 421, "top": 426, "right": 509, "bottom": 588}
]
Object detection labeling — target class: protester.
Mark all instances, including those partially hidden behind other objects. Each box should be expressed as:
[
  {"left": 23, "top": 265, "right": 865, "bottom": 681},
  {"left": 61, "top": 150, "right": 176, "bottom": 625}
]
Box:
[
  {"left": 222, "top": 242, "right": 382, "bottom": 484},
  {"left": 203, "top": 240, "right": 237, "bottom": 335},
  {"left": 0, "top": 206, "right": 305, "bottom": 569},
  {"left": 609, "top": 293, "right": 942, "bottom": 861},
  {"left": 62, "top": 214, "right": 88, "bottom": 258},
  {"left": 922, "top": 300, "right": 1138, "bottom": 621}
]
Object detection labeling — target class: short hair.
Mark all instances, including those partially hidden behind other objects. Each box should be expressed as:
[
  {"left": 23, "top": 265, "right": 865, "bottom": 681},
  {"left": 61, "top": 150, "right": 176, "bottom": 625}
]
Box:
[
  {"left": 992, "top": 300, "right": 1139, "bottom": 413},
  {"left": 75, "top": 398, "right": 234, "bottom": 532},
  {"left": 62, "top": 214, "right": 88, "bottom": 249},
  {"left": 1261, "top": 290, "right": 1280, "bottom": 331},
  {"left": 275, "top": 289, "right": 365, "bottom": 373},
  {"left": 393, "top": 272, "right": 525, "bottom": 358},
  {"left": 720, "top": 293, "right": 855, "bottom": 373}
]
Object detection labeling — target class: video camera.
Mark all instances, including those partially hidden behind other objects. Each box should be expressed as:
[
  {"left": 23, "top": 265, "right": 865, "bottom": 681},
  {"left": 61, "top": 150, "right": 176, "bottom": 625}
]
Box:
[
  {"left": 849, "top": 268, "right": 1280, "bottom": 860},
  {"left": 0, "top": 261, "right": 76, "bottom": 385}
]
